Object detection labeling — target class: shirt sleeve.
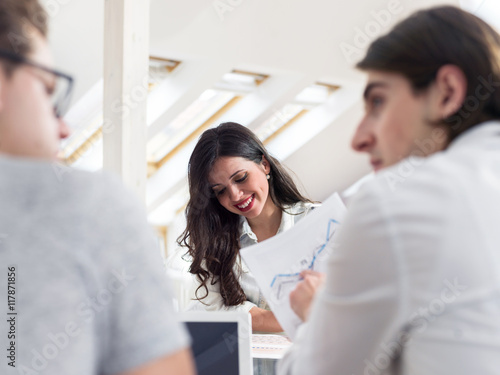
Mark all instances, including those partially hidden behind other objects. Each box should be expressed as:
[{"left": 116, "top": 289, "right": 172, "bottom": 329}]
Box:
[
  {"left": 278, "top": 185, "right": 406, "bottom": 375},
  {"left": 94, "top": 178, "right": 191, "bottom": 375}
]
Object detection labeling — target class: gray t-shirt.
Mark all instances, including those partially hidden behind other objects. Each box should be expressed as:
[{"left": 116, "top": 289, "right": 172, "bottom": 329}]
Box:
[{"left": 0, "top": 156, "right": 189, "bottom": 375}]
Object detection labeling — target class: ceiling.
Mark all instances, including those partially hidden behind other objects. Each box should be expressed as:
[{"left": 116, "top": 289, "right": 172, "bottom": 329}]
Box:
[{"left": 41, "top": 0, "right": 500, "bottom": 226}]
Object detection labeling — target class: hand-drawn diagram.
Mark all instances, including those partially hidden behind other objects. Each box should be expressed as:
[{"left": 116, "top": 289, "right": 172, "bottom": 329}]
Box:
[
  {"left": 240, "top": 192, "right": 347, "bottom": 339},
  {"left": 269, "top": 219, "right": 340, "bottom": 300}
]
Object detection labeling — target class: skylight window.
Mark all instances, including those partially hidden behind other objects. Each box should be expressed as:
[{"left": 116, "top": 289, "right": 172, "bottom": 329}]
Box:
[
  {"left": 146, "top": 70, "right": 268, "bottom": 176},
  {"left": 214, "top": 70, "right": 269, "bottom": 93},
  {"left": 60, "top": 56, "right": 182, "bottom": 166},
  {"left": 255, "top": 82, "right": 340, "bottom": 143},
  {"left": 149, "top": 56, "right": 181, "bottom": 91},
  {"left": 255, "top": 103, "right": 305, "bottom": 142},
  {"left": 147, "top": 89, "right": 238, "bottom": 164},
  {"left": 294, "top": 83, "right": 340, "bottom": 105}
]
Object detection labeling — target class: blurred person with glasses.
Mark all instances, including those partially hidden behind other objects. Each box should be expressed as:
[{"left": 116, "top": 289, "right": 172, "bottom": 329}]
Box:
[
  {"left": 0, "top": 49, "right": 74, "bottom": 117},
  {"left": 0, "top": 28, "right": 72, "bottom": 159},
  {"left": 0, "top": 1, "right": 195, "bottom": 375}
]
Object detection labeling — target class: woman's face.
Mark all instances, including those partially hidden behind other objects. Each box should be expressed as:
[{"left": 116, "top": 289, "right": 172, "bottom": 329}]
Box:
[{"left": 208, "top": 155, "right": 271, "bottom": 219}]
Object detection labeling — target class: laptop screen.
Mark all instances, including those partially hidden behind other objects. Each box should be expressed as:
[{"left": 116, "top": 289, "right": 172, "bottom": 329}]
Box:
[
  {"left": 182, "top": 311, "right": 252, "bottom": 375},
  {"left": 185, "top": 321, "right": 240, "bottom": 375}
]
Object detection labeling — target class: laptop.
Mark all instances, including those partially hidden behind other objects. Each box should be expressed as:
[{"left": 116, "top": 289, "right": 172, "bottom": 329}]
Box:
[{"left": 181, "top": 311, "right": 253, "bottom": 375}]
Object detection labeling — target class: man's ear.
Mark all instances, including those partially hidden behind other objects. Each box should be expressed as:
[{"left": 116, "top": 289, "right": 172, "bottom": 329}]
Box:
[
  {"left": 261, "top": 155, "right": 271, "bottom": 174},
  {"left": 434, "top": 64, "right": 467, "bottom": 119}
]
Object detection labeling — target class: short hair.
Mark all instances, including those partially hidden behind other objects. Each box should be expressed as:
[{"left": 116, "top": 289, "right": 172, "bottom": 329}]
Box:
[
  {"left": 357, "top": 6, "right": 500, "bottom": 142},
  {"left": 0, "top": 0, "right": 48, "bottom": 72}
]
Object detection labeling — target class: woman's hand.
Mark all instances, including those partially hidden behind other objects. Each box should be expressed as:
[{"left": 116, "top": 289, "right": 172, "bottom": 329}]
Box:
[
  {"left": 249, "top": 307, "right": 283, "bottom": 332},
  {"left": 289, "top": 270, "right": 325, "bottom": 322}
]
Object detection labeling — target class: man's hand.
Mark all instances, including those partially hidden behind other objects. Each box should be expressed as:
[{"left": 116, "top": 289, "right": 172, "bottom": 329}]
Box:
[{"left": 289, "top": 270, "right": 325, "bottom": 322}]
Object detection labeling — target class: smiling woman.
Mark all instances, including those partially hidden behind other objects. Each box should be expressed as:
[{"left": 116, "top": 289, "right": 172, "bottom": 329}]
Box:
[{"left": 178, "top": 122, "right": 315, "bottom": 332}]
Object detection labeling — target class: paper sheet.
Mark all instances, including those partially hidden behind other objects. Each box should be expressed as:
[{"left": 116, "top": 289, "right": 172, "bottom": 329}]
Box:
[{"left": 240, "top": 193, "right": 346, "bottom": 339}]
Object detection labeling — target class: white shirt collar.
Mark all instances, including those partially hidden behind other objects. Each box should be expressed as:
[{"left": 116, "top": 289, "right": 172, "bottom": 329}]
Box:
[
  {"left": 239, "top": 203, "right": 304, "bottom": 243},
  {"left": 448, "top": 121, "right": 500, "bottom": 151}
]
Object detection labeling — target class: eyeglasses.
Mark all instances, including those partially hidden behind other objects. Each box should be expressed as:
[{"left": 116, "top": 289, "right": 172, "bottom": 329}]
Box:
[{"left": 0, "top": 49, "right": 74, "bottom": 118}]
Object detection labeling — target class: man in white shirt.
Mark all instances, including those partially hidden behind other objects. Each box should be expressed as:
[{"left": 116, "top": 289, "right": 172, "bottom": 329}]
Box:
[
  {"left": 0, "top": 1, "right": 194, "bottom": 374},
  {"left": 279, "top": 6, "right": 500, "bottom": 375}
]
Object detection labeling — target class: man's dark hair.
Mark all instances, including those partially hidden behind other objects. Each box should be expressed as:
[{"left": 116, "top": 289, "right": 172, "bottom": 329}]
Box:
[
  {"left": 357, "top": 6, "right": 500, "bottom": 142},
  {"left": 0, "top": 0, "right": 48, "bottom": 72}
]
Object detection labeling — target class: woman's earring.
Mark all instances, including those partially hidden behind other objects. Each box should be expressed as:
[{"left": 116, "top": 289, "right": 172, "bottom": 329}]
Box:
[{"left": 266, "top": 174, "right": 270, "bottom": 180}]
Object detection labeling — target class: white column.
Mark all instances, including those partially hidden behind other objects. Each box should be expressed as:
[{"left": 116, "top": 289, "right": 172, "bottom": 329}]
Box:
[{"left": 103, "top": 0, "right": 150, "bottom": 201}]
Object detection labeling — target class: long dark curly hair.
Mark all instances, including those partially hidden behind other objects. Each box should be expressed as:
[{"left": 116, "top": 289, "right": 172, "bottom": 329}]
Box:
[{"left": 177, "top": 122, "right": 311, "bottom": 306}]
